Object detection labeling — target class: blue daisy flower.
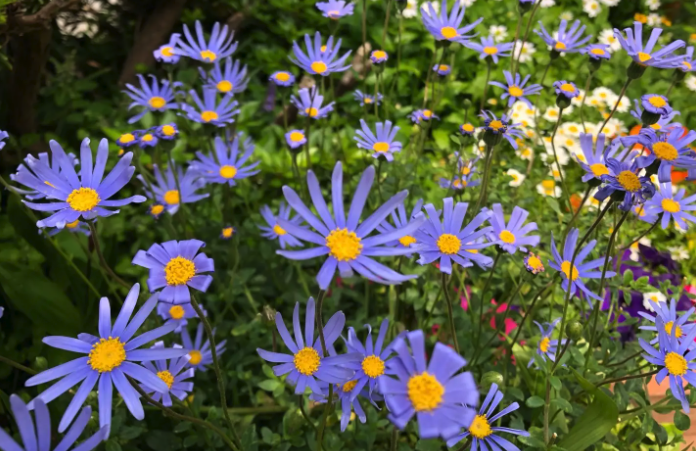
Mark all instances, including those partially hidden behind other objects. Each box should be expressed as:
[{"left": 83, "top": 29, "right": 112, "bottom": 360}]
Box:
[
  {"left": 354, "top": 90, "right": 382, "bottom": 106},
  {"left": 446, "top": 383, "right": 529, "bottom": 449},
  {"left": 276, "top": 161, "right": 426, "bottom": 289},
  {"left": 116, "top": 132, "right": 139, "bottom": 148},
  {"left": 575, "top": 133, "right": 622, "bottom": 183},
  {"left": 154, "top": 33, "right": 181, "bottom": 64},
  {"left": 285, "top": 129, "right": 307, "bottom": 149},
  {"left": 639, "top": 297, "right": 696, "bottom": 346},
  {"left": 316, "top": 0, "right": 355, "bottom": 19},
  {"left": 269, "top": 70, "right": 296, "bottom": 87},
  {"left": 140, "top": 164, "right": 209, "bottom": 215},
  {"left": 256, "top": 298, "right": 360, "bottom": 395},
  {"left": 311, "top": 381, "right": 374, "bottom": 431},
  {"left": 123, "top": 75, "right": 179, "bottom": 124},
  {"left": 466, "top": 36, "right": 514, "bottom": 63},
  {"left": 220, "top": 226, "right": 235, "bottom": 240},
  {"left": 614, "top": 22, "right": 686, "bottom": 69},
  {"left": 479, "top": 110, "right": 525, "bottom": 149},
  {"left": 535, "top": 19, "right": 591, "bottom": 53},
  {"left": 155, "top": 123, "right": 179, "bottom": 140},
  {"left": 439, "top": 175, "right": 480, "bottom": 191},
  {"left": 141, "top": 341, "right": 195, "bottom": 406},
  {"left": 489, "top": 71, "right": 543, "bottom": 108},
  {"left": 376, "top": 199, "right": 424, "bottom": 256},
  {"left": 486, "top": 203, "right": 539, "bottom": 254},
  {"left": 183, "top": 87, "right": 239, "bottom": 126},
  {"left": 635, "top": 128, "right": 696, "bottom": 183},
  {"left": 136, "top": 130, "right": 159, "bottom": 148},
  {"left": 675, "top": 46, "right": 695, "bottom": 73},
  {"left": 258, "top": 202, "right": 305, "bottom": 249},
  {"left": 548, "top": 228, "right": 616, "bottom": 306},
  {"left": 379, "top": 330, "right": 479, "bottom": 440},
  {"left": 199, "top": 57, "right": 249, "bottom": 95},
  {"left": 132, "top": 239, "right": 214, "bottom": 305},
  {"left": 190, "top": 133, "right": 260, "bottom": 186},
  {"left": 157, "top": 302, "right": 201, "bottom": 333},
  {"left": 641, "top": 94, "right": 672, "bottom": 117},
  {"left": 290, "top": 31, "right": 351, "bottom": 76},
  {"left": 0, "top": 395, "right": 106, "bottom": 451},
  {"left": 24, "top": 285, "right": 186, "bottom": 434},
  {"left": 17, "top": 138, "right": 145, "bottom": 228},
  {"left": 420, "top": 0, "right": 482, "bottom": 45},
  {"left": 370, "top": 49, "right": 388, "bottom": 64},
  {"left": 432, "top": 63, "right": 451, "bottom": 75},
  {"left": 409, "top": 109, "right": 439, "bottom": 124},
  {"left": 630, "top": 102, "right": 681, "bottom": 134},
  {"left": 643, "top": 182, "right": 696, "bottom": 230},
  {"left": 580, "top": 43, "right": 611, "bottom": 60},
  {"left": 10, "top": 150, "right": 77, "bottom": 201},
  {"left": 176, "top": 21, "right": 238, "bottom": 63},
  {"left": 595, "top": 158, "right": 655, "bottom": 211},
  {"left": 528, "top": 319, "right": 566, "bottom": 368},
  {"left": 416, "top": 197, "right": 495, "bottom": 274},
  {"left": 291, "top": 86, "right": 335, "bottom": 119},
  {"left": 46, "top": 220, "right": 91, "bottom": 237},
  {"left": 459, "top": 123, "right": 476, "bottom": 135},
  {"left": 181, "top": 323, "right": 227, "bottom": 371},
  {"left": 355, "top": 119, "right": 402, "bottom": 162},
  {"left": 553, "top": 80, "right": 579, "bottom": 99}
]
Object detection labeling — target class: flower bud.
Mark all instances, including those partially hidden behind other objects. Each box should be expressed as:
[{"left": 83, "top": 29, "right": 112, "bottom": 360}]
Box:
[
  {"left": 262, "top": 305, "right": 277, "bottom": 325},
  {"left": 33, "top": 357, "right": 48, "bottom": 371},
  {"left": 481, "top": 371, "right": 504, "bottom": 390},
  {"left": 627, "top": 61, "right": 647, "bottom": 80},
  {"left": 566, "top": 320, "right": 583, "bottom": 340}
]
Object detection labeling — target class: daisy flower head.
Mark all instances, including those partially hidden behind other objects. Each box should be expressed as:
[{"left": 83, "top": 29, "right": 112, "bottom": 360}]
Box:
[
  {"left": 489, "top": 71, "right": 543, "bottom": 108},
  {"left": 199, "top": 58, "right": 249, "bottom": 95},
  {"left": 157, "top": 302, "right": 199, "bottom": 332},
  {"left": 276, "top": 161, "right": 426, "bottom": 290},
  {"left": 630, "top": 102, "right": 682, "bottom": 134},
  {"left": 183, "top": 87, "right": 239, "bottom": 127},
  {"left": 486, "top": 203, "right": 540, "bottom": 254},
  {"left": 0, "top": 130, "right": 8, "bottom": 150},
  {"left": 613, "top": 22, "right": 686, "bottom": 72},
  {"left": 686, "top": 75, "right": 696, "bottom": 92},
  {"left": 116, "top": 132, "right": 138, "bottom": 148},
  {"left": 506, "top": 168, "right": 525, "bottom": 187},
  {"left": 17, "top": 138, "right": 146, "bottom": 228},
  {"left": 176, "top": 21, "right": 237, "bottom": 63},
  {"left": 513, "top": 40, "right": 536, "bottom": 63},
  {"left": 420, "top": 0, "right": 482, "bottom": 44},
  {"left": 595, "top": 158, "right": 656, "bottom": 211},
  {"left": 292, "top": 86, "right": 335, "bottom": 119},
  {"left": 310, "top": 381, "right": 375, "bottom": 432},
  {"left": 576, "top": 132, "right": 614, "bottom": 183},
  {"left": 290, "top": 31, "right": 351, "bottom": 76},
  {"left": 446, "top": 383, "right": 529, "bottom": 448},
  {"left": 647, "top": 0, "right": 661, "bottom": 10},
  {"left": 459, "top": 122, "right": 476, "bottom": 136},
  {"left": 256, "top": 298, "right": 359, "bottom": 395},
  {"left": 220, "top": 226, "right": 235, "bottom": 240},
  {"left": 639, "top": 297, "right": 695, "bottom": 345},
  {"left": 258, "top": 201, "right": 305, "bottom": 249},
  {"left": 528, "top": 319, "right": 567, "bottom": 367},
  {"left": 141, "top": 342, "right": 194, "bottom": 406},
  {"left": 379, "top": 330, "right": 478, "bottom": 440},
  {"left": 376, "top": 199, "right": 424, "bottom": 256},
  {"left": 0, "top": 395, "right": 107, "bottom": 451},
  {"left": 180, "top": 322, "right": 226, "bottom": 371},
  {"left": 316, "top": 0, "right": 355, "bottom": 19},
  {"left": 149, "top": 204, "right": 165, "bottom": 219},
  {"left": 540, "top": 0, "right": 555, "bottom": 6},
  {"left": 549, "top": 228, "right": 617, "bottom": 306},
  {"left": 525, "top": 252, "right": 545, "bottom": 274},
  {"left": 634, "top": 127, "right": 696, "bottom": 183},
  {"left": 640, "top": 317, "right": 696, "bottom": 412},
  {"left": 154, "top": 33, "right": 181, "bottom": 64},
  {"left": 640, "top": 94, "right": 673, "bottom": 123},
  {"left": 141, "top": 164, "right": 208, "bottom": 215},
  {"left": 644, "top": 182, "right": 696, "bottom": 229},
  {"left": 190, "top": 133, "right": 260, "bottom": 186},
  {"left": 675, "top": 46, "right": 694, "bottom": 72},
  {"left": 371, "top": 49, "right": 389, "bottom": 64},
  {"left": 285, "top": 130, "right": 307, "bottom": 149},
  {"left": 132, "top": 239, "right": 214, "bottom": 304},
  {"left": 135, "top": 130, "right": 158, "bottom": 148},
  {"left": 535, "top": 19, "right": 592, "bottom": 54},
  {"left": 553, "top": 80, "right": 579, "bottom": 107},
  {"left": 599, "top": 29, "right": 621, "bottom": 52},
  {"left": 269, "top": 70, "right": 296, "bottom": 87},
  {"left": 122, "top": 75, "right": 179, "bottom": 124},
  {"left": 354, "top": 89, "right": 383, "bottom": 106},
  {"left": 668, "top": 246, "right": 689, "bottom": 261},
  {"left": 583, "top": 0, "right": 601, "bottom": 18},
  {"left": 416, "top": 197, "right": 495, "bottom": 274},
  {"left": 409, "top": 109, "right": 439, "bottom": 124},
  {"left": 155, "top": 123, "right": 179, "bottom": 141},
  {"left": 10, "top": 150, "right": 76, "bottom": 202},
  {"left": 432, "top": 63, "right": 452, "bottom": 75},
  {"left": 355, "top": 119, "right": 402, "bottom": 162},
  {"left": 46, "top": 220, "right": 91, "bottom": 237},
  {"left": 489, "top": 25, "right": 508, "bottom": 42},
  {"left": 479, "top": 110, "right": 525, "bottom": 149},
  {"left": 439, "top": 174, "right": 479, "bottom": 191},
  {"left": 580, "top": 43, "right": 612, "bottom": 60},
  {"left": 24, "top": 285, "right": 186, "bottom": 434},
  {"left": 466, "top": 36, "right": 514, "bottom": 63}
]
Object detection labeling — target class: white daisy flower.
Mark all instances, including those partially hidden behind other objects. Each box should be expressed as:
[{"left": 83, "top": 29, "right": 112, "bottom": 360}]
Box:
[
  {"left": 642, "top": 292, "right": 666, "bottom": 312},
  {"left": 516, "top": 146, "right": 534, "bottom": 161},
  {"left": 536, "top": 180, "right": 562, "bottom": 198},
  {"left": 560, "top": 11, "right": 574, "bottom": 21},
  {"left": 489, "top": 25, "right": 508, "bottom": 43},
  {"left": 599, "top": 29, "right": 621, "bottom": 52},
  {"left": 402, "top": 0, "right": 418, "bottom": 18},
  {"left": 646, "top": 0, "right": 661, "bottom": 10},
  {"left": 647, "top": 13, "right": 661, "bottom": 26},
  {"left": 513, "top": 41, "right": 536, "bottom": 63},
  {"left": 583, "top": 0, "right": 601, "bottom": 17},
  {"left": 548, "top": 166, "right": 566, "bottom": 181},
  {"left": 668, "top": 246, "right": 689, "bottom": 261},
  {"left": 540, "top": 0, "right": 556, "bottom": 7},
  {"left": 460, "top": 0, "right": 476, "bottom": 6},
  {"left": 506, "top": 169, "right": 525, "bottom": 187},
  {"left": 561, "top": 122, "right": 583, "bottom": 137},
  {"left": 685, "top": 75, "right": 696, "bottom": 92}
]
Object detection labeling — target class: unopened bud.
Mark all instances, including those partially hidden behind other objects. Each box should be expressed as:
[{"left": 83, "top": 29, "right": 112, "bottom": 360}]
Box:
[
  {"left": 481, "top": 371, "right": 504, "bottom": 390},
  {"left": 566, "top": 320, "right": 583, "bottom": 340},
  {"left": 33, "top": 357, "right": 48, "bottom": 371}
]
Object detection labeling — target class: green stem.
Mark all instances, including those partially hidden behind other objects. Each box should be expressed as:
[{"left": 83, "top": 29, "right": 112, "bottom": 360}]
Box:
[
  {"left": 473, "top": 142, "right": 497, "bottom": 213},
  {"left": 0, "top": 355, "right": 37, "bottom": 375},
  {"left": 87, "top": 222, "right": 130, "bottom": 289},
  {"left": 475, "top": 251, "right": 502, "bottom": 348},
  {"left": 512, "top": 0, "right": 541, "bottom": 73},
  {"left": 298, "top": 396, "right": 317, "bottom": 432},
  {"left": 314, "top": 289, "right": 333, "bottom": 451},
  {"left": 596, "top": 369, "right": 659, "bottom": 388},
  {"left": 481, "top": 59, "right": 492, "bottom": 111},
  {"left": 509, "top": 13, "right": 522, "bottom": 73},
  {"left": 442, "top": 272, "right": 460, "bottom": 355},
  {"left": 509, "top": 278, "right": 557, "bottom": 354},
  {"left": 579, "top": 69, "right": 595, "bottom": 133}
]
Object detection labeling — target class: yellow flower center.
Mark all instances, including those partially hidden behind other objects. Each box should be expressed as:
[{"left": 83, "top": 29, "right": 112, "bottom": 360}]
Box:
[
  {"left": 290, "top": 131, "right": 305, "bottom": 142},
  {"left": 683, "top": 61, "right": 693, "bottom": 70},
  {"left": 362, "top": 355, "right": 385, "bottom": 378},
  {"left": 398, "top": 235, "right": 417, "bottom": 247},
  {"left": 461, "top": 167, "right": 471, "bottom": 175},
  {"left": 555, "top": 41, "right": 567, "bottom": 50},
  {"left": 320, "top": 45, "right": 327, "bottom": 53},
  {"left": 201, "top": 111, "right": 219, "bottom": 123},
  {"left": 341, "top": 380, "right": 358, "bottom": 392},
  {"left": 88, "top": 337, "right": 126, "bottom": 373},
  {"left": 311, "top": 61, "right": 328, "bottom": 73},
  {"left": 650, "top": 123, "right": 662, "bottom": 130},
  {"left": 561, "top": 261, "right": 579, "bottom": 281},
  {"left": 453, "top": 179, "right": 462, "bottom": 188},
  {"left": 157, "top": 370, "right": 175, "bottom": 389},
  {"left": 373, "top": 142, "right": 390, "bottom": 153},
  {"left": 364, "top": 97, "right": 373, "bottom": 104},
  {"left": 648, "top": 96, "right": 667, "bottom": 108},
  {"left": 67, "top": 187, "right": 100, "bottom": 212},
  {"left": 590, "top": 48, "right": 606, "bottom": 56},
  {"left": 560, "top": 83, "right": 576, "bottom": 93},
  {"left": 665, "top": 352, "right": 688, "bottom": 376},
  {"left": 149, "top": 96, "right": 166, "bottom": 109},
  {"left": 489, "top": 120, "right": 504, "bottom": 131},
  {"left": 590, "top": 163, "right": 609, "bottom": 177},
  {"left": 275, "top": 72, "right": 291, "bottom": 82},
  {"left": 160, "top": 46, "right": 174, "bottom": 57},
  {"left": 652, "top": 142, "right": 678, "bottom": 161},
  {"left": 326, "top": 228, "right": 363, "bottom": 261},
  {"left": 294, "top": 347, "right": 321, "bottom": 376},
  {"left": 617, "top": 171, "right": 642, "bottom": 192},
  {"left": 219, "top": 165, "right": 237, "bottom": 179},
  {"left": 164, "top": 190, "right": 180, "bottom": 205},
  {"left": 119, "top": 133, "right": 135, "bottom": 144},
  {"left": 164, "top": 256, "right": 196, "bottom": 286},
  {"left": 407, "top": 372, "right": 444, "bottom": 412},
  {"left": 539, "top": 336, "right": 551, "bottom": 353},
  {"left": 528, "top": 255, "right": 543, "bottom": 272},
  {"left": 188, "top": 350, "right": 202, "bottom": 365},
  {"left": 440, "top": 26, "right": 458, "bottom": 39},
  {"left": 200, "top": 50, "right": 217, "bottom": 62},
  {"left": 438, "top": 64, "right": 449, "bottom": 71},
  {"left": 462, "top": 123, "right": 474, "bottom": 132},
  {"left": 161, "top": 125, "right": 176, "bottom": 136},
  {"left": 216, "top": 80, "right": 233, "bottom": 93},
  {"left": 66, "top": 220, "right": 80, "bottom": 229},
  {"left": 665, "top": 321, "right": 683, "bottom": 338},
  {"left": 169, "top": 305, "right": 185, "bottom": 320},
  {"left": 437, "top": 233, "right": 461, "bottom": 255},
  {"left": 150, "top": 204, "right": 165, "bottom": 216},
  {"left": 373, "top": 50, "right": 387, "bottom": 60},
  {"left": 483, "top": 46, "right": 499, "bottom": 55},
  {"left": 142, "top": 134, "right": 154, "bottom": 142},
  {"left": 499, "top": 230, "right": 516, "bottom": 244},
  {"left": 638, "top": 52, "right": 652, "bottom": 62},
  {"left": 469, "top": 414, "right": 492, "bottom": 439},
  {"left": 508, "top": 85, "right": 524, "bottom": 97},
  {"left": 273, "top": 224, "right": 287, "bottom": 236},
  {"left": 222, "top": 227, "right": 234, "bottom": 238},
  {"left": 327, "top": 10, "right": 341, "bottom": 18},
  {"left": 305, "top": 107, "right": 319, "bottom": 118},
  {"left": 661, "top": 198, "right": 681, "bottom": 213}
]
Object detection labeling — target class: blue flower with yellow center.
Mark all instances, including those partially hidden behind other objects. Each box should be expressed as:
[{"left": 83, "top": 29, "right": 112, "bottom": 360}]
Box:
[
  {"left": 630, "top": 101, "right": 681, "bottom": 134},
  {"left": 486, "top": 203, "right": 539, "bottom": 254},
  {"left": 285, "top": 129, "right": 307, "bottom": 148},
  {"left": 141, "top": 341, "right": 195, "bottom": 406},
  {"left": 269, "top": 70, "right": 296, "bottom": 86},
  {"left": 155, "top": 123, "right": 179, "bottom": 140},
  {"left": 641, "top": 94, "right": 672, "bottom": 117},
  {"left": 353, "top": 90, "right": 382, "bottom": 106},
  {"left": 575, "top": 133, "right": 629, "bottom": 183},
  {"left": 595, "top": 158, "right": 655, "bottom": 211},
  {"left": 183, "top": 87, "right": 239, "bottom": 127},
  {"left": 175, "top": 21, "right": 238, "bottom": 64},
  {"left": 489, "top": 71, "right": 543, "bottom": 108},
  {"left": 528, "top": 319, "right": 566, "bottom": 368},
  {"left": 371, "top": 49, "right": 388, "bottom": 64},
  {"left": 46, "top": 219, "right": 91, "bottom": 237},
  {"left": 10, "top": 150, "right": 77, "bottom": 201},
  {"left": 553, "top": 80, "right": 579, "bottom": 99},
  {"left": 614, "top": 21, "right": 685, "bottom": 69},
  {"left": 122, "top": 75, "right": 179, "bottom": 124},
  {"left": 258, "top": 202, "right": 306, "bottom": 249},
  {"left": 674, "top": 46, "right": 695, "bottom": 72},
  {"left": 409, "top": 109, "right": 439, "bottom": 124},
  {"left": 354, "top": 119, "right": 402, "bottom": 162},
  {"left": 633, "top": 128, "right": 696, "bottom": 183},
  {"left": 157, "top": 302, "right": 200, "bottom": 332},
  {"left": 638, "top": 297, "right": 695, "bottom": 346},
  {"left": 181, "top": 322, "right": 227, "bottom": 371},
  {"left": 316, "top": 0, "right": 355, "bottom": 19},
  {"left": 466, "top": 36, "right": 514, "bottom": 63},
  {"left": 154, "top": 33, "right": 181, "bottom": 64},
  {"left": 376, "top": 199, "right": 424, "bottom": 257},
  {"left": 479, "top": 110, "right": 525, "bottom": 149},
  {"left": 190, "top": 133, "right": 260, "bottom": 186},
  {"left": 199, "top": 57, "right": 249, "bottom": 95},
  {"left": 292, "top": 86, "right": 335, "bottom": 119},
  {"left": 420, "top": 0, "right": 482, "bottom": 44},
  {"left": 432, "top": 63, "right": 451, "bottom": 75},
  {"left": 535, "top": 19, "right": 592, "bottom": 53},
  {"left": 643, "top": 182, "right": 696, "bottom": 230},
  {"left": 290, "top": 31, "right": 351, "bottom": 76},
  {"left": 580, "top": 43, "right": 611, "bottom": 60},
  {"left": 139, "top": 164, "right": 209, "bottom": 215}
]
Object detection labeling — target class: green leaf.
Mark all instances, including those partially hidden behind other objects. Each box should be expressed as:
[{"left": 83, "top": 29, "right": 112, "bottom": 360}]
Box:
[
  {"left": 558, "top": 369, "right": 619, "bottom": 451},
  {"left": 526, "top": 396, "right": 545, "bottom": 408},
  {"left": 241, "top": 424, "right": 258, "bottom": 451},
  {"left": 551, "top": 397, "right": 573, "bottom": 413},
  {"left": 674, "top": 411, "right": 691, "bottom": 431},
  {"left": 549, "top": 376, "right": 562, "bottom": 391},
  {"left": 258, "top": 380, "right": 280, "bottom": 391},
  {"left": 622, "top": 269, "right": 634, "bottom": 286},
  {"left": 415, "top": 439, "right": 442, "bottom": 451},
  {"left": 145, "top": 431, "right": 182, "bottom": 451}
]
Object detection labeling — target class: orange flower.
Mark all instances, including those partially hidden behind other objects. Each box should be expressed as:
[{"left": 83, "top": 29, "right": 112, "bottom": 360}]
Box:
[{"left": 570, "top": 193, "right": 583, "bottom": 213}]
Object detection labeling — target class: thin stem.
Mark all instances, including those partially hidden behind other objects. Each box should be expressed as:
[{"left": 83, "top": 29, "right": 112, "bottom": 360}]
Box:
[
  {"left": 512, "top": 0, "right": 541, "bottom": 74},
  {"left": 442, "top": 272, "right": 460, "bottom": 355},
  {"left": 0, "top": 355, "right": 37, "bottom": 375},
  {"left": 552, "top": 338, "right": 572, "bottom": 372},
  {"left": 606, "top": 350, "right": 643, "bottom": 368},
  {"left": 509, "top": 277, "right": 557, "bottom": 353},
  {"left": 596, "top": 369, "right": 659, "bottom": 388},
  {"left": 314, "top": 289, "right": 333, "bottom": 451},
  {"left": 190, "top": 294, "right": 241, "bottom": 448},
  {"left": 579, "top": 69, "right": 595, "bottom": 133},
  {"left": 87, "top": 222, "right": 130, "bottom": 289},
  {"left": 543, "top": 377, "right": 551, "bottom": 444},
  {"left": 475, "top": 251, "right": 502, "bottom": 348},
  {"left": 666, "top": 75, "right": 678, "bottom": 96},
  {"left": 509, "top": 13, "right": 522, "bottom": 73},
  {"left": 381, "top": 0, "right": 392, "bottom": 50},
  {"left": 618, "top": 220, "right": 658, "bottom": 256},
  {"left": 539, "top": 58, "right": 553, "bottom": 87},
  {"left": 390, "top": 426, "right": 399, "bottom": 451},
  {"left": 549, "top": 107, "right": 572, "bottom": 213},
  {"left": 298, "top": 396, "right": 317, "bottom": 432},
  {"left": 474, "top": 142, "right": 497, "bottom": 213},
  {"left": 599, "top": 78, "right": 631, "bottom": 132},
  {"left": 481, "top": 59, "right": 492, "bottom": 111}
]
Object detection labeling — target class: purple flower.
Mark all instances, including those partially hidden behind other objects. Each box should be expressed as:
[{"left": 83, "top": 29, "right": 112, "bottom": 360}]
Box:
[
  {"left": 190, "top": 133, "right": 260, "bottom": 186},
  {"left": 46, "top": 220, "right": 91, "bottom": 237},
  {"left": 154, "top": 33, "right": 181, "bottom": 64},
  {"left": 575, "top": 133, "right": 629, "bottom": 183},
  {"left": 199, "top": 57, "right": 249, "bottom": 95},
  {"left": 638, "top": 298, "right": 695, "bottom": 346},
  {"left": 674, "top": 46, "right": 695, "bottom": 73},
  {"left": 636, "top": 128, "right": 696, "bottom": 183},
  {"left": 376, "top": 199, "right": 425, "bottom": 256},
  {"left": 132, "top": 239, "right": 215, "bottom": 304},
  {"left": 489, "top": 71, "right": 543, "bottom": 108},
  {"left": 285, "top": 130, "right": 307, "bottom": 148},
  {"left": 479, "top": 110, "right": 525, "bottom": 149},
  {"left": 487, "top": 203, "right": 539, "bottom": 254},
  {"left": 595, "top": 158, "right": 655, "bottom": 211},
  {"left": 316, "top": 0, "right": 355, "bottom": 19},
  {"left": 466, "top": 36, "right": 514, "bottom": 63},
  {"left": 0, "top": 130, "right": 9, "bottom": 150},
  {"left": 269, "top": 70, "right": 296, "bottom": 87},
  {"left": 553, "top": 80, "right": 579, "bottom": 99},
  {"left": 354, "top": 119, "right": 402, "bottom": 162},
  {"left": 183, "top": 87, "right": 239, "bottom": 126},
  {"left": 371, "top": 49, "right": 388, "bottom": 64},
  {"left": 140, "top": 164, "right": 209, "bottom": 215},
  {"left": 354, "top": 89, "right": 383, "bottom": 106},
  {"left": 258, "top": 201, "right": 306, "bottom": 249},
  {"left": 641, "top": 94, "right": 672, "bottom": 117},
  {"left": 180, "top": 323, "right": 226, "bottom": 371},
  {"left": 614, "top": 22, "right": 685, "bottom": 69},
  {"left": 290, "top": 32, "right": 351, "bottom": 76},
  {"left": 141, "top": 341, "right": 194, "bottom": 406},
  {"left": 157, "top": 302, "right": 200, "bottom": 333},
  {"left": 420, "top": 0, "right": 482, "bottom": 44},
  {"left": 529, "top": 319, "right": 566, "bottom": 368},
  {"left": 123, "top": 75, "right": 179, "bottom": 124},
  {"left": 535, "top": 19, "right": 592, "bottom": 53},
  {"left": 409, "top": 109, "right": 439, "bottom": 124},
  {"left": 432, "top": 63, "right": 451, "bottom": 75},
  {"left": 580, "top": 43, "right": 611, "bottom": 60},
  {"left": 630, "top": 101, "right": 681, "bottom": 134},
  {"left": 175, "top": 21, "right": 238, "bottom": 63},
  {"left": 292, "top": 86, "right": 335, "bottom": 119},
  {"left": 643, "top": 182, "right": 696, "bottom": 230}
]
